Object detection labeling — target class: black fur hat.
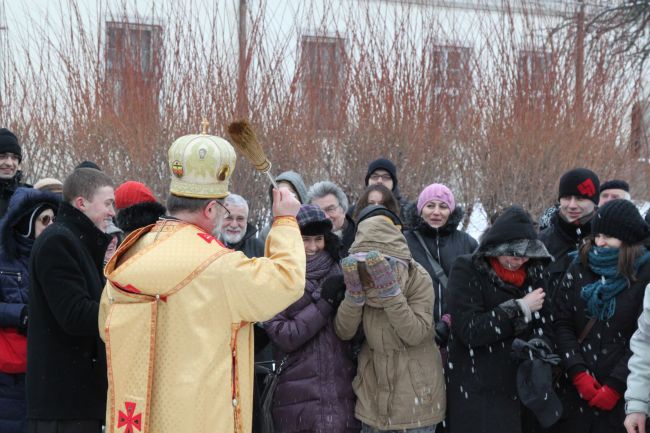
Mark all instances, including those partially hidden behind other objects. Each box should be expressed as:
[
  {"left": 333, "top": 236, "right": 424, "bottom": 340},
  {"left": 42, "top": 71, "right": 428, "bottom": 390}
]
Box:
[{"left": 116, "top": 201, "right": 166, "bottom": 233}]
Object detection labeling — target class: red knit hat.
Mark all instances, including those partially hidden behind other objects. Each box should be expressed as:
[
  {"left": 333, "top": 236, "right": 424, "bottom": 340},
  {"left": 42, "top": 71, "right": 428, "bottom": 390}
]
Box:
[{"left": 115, "top": 181, "right": 156, "bottom": 210}]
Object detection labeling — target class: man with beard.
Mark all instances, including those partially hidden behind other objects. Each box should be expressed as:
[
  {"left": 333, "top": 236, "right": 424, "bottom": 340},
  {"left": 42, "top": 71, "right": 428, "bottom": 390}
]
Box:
[
  {"left": 217, "top": 194, "right": 264, "bottom": 259},
  {"left": 0, "top": 129, "right": 30, "bottom": 218}
]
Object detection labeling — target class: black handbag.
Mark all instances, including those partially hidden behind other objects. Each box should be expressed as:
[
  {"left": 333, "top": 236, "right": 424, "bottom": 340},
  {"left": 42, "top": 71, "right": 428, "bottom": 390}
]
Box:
[{"left": 259, "top": 356, "right": 288, "bottom": 433}]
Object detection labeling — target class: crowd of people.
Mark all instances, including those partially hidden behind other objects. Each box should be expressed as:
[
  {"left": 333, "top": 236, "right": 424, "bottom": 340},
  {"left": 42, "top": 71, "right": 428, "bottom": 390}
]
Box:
[{"left": 0, "top": 125, "right": 649, "bottom": 433}]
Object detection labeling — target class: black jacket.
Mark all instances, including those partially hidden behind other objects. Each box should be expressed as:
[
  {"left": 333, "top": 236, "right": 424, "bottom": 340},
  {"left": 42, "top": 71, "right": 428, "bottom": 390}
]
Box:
[
  {"left": 26, "top": 202, "right": 111, "bottom": 420},
  {"left": 340, "top": 214, "right": 356, "bottom": 258},
  {"left": 0, "top": 173, "right": 30, "bottom": 219},
  {"left": 539, "top": 212, "right": 592, "bottom": 301},
  {"left": 404, "top": 207, "right": 478, "bottom": 322},
  {"left": 446, "top": 254, "right": 551, "bottom": 433},
  {"left": 115, "top": 201, "right": 166, "bottom": 234},
  {"left": 223, "top": 224, "right": 264, "bottom": 259},
  {"left": 552, "top": 256, "right": 650, "bottom": 432}
]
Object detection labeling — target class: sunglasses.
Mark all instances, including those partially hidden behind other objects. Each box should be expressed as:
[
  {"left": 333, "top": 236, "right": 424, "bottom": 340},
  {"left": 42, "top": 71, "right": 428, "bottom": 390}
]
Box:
[{"left": 38, "top": 214, "right": 55, "bottom": 225}]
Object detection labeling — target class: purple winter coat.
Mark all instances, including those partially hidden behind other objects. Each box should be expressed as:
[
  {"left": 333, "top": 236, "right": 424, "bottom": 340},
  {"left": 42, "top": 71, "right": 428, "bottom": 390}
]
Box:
[{"left": 265, "top": 252, "right": 359, "bottom": 433}]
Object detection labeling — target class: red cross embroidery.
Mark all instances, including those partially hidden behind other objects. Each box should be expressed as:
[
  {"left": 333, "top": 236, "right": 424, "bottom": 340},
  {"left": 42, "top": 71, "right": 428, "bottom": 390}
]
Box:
[
  {"left": 197, "top": 233, "right": 226, "bottom": 248},
  {"left": 117, "top": 401, "right": 142, "bottom": 433}
]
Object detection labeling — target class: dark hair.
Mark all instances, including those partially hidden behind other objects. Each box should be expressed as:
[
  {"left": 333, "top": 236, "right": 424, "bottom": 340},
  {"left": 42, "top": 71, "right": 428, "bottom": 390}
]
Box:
[
  {"left": 166, "top": 194, "right": 214, "bottom": 214},
  {"left": 579, "top": 236, "right": 646, "bottom": 281},
  {"left": 63, "top": 168, "right": 114, "bottom": 203},
  {"left": 352, "top": 184, "right": 400, "bottom": 222}
]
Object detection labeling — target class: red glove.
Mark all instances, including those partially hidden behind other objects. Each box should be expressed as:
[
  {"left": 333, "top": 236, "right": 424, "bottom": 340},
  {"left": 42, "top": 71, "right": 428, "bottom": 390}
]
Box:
[
  {"left": 572, "top": 371, "right": 601, "bottom": 401},
  {"left": 588, "top": 385, "right": 621, "bottom": 411}
]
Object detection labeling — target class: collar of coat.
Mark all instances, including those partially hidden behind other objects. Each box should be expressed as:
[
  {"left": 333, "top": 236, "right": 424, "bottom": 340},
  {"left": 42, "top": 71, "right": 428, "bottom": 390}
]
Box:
[{"left": 56, "top": 201, "right": 112, "bottom": 264}]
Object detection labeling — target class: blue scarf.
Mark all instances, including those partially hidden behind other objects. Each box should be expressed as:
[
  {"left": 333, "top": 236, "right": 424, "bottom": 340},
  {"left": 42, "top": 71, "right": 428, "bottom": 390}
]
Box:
[{"left": 579, "top": 247, "right": 650, "bottom": 320}]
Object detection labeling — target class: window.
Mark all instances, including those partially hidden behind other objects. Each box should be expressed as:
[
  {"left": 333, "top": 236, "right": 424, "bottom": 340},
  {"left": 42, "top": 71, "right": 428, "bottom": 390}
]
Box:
[
  {"left": 105, "top": 20, "right": 162, "bottom": 114},
  {"left": 431, "top": 45, "right": 472, "bottom": 118},
  {"left": 299, "top": 35, "right": 346, "bottom": 131},
  {"left": 517, "top": 49, "right": 549, "bottom": 99}
]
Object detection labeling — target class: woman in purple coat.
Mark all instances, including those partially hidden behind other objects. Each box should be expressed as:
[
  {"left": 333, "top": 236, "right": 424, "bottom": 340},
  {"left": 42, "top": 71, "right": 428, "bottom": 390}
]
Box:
[{"left": 265, "top": 204, "right": 359, "bottom": 433}]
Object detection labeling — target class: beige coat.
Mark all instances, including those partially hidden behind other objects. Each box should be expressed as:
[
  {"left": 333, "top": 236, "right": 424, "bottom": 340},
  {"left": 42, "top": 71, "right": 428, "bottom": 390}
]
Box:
[
  {"left": 98, "top": 217, "right": 305, "bottom": 433},
  {"left": 335, "top": 215, "right": 446, "bottom": 430}
]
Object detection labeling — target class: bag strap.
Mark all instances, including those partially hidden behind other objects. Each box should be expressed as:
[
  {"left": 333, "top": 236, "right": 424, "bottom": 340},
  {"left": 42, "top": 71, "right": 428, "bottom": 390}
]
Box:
[
  {"left": 577, "top": 317, "right": 598, "bottom": 345},
  {"left": 413, "top": 231, "right": 448, "bottom": 288}
]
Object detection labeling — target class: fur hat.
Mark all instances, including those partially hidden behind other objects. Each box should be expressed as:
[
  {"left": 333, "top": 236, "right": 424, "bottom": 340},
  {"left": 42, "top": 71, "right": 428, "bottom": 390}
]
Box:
[{"left": 296, "top": 204, "right": 332, "bottom": 236}]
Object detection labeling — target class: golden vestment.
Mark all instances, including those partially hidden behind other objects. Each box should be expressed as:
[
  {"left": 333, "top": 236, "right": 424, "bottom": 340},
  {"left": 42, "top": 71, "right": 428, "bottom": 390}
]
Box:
[{"left": 98, "top": 217, "right": 305, "bottom": 433}]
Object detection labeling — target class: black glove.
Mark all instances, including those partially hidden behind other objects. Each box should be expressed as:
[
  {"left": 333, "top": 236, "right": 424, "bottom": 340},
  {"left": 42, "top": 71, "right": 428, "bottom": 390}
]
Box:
[
  {"left": 320, "top": 275, "right": 346, "bottom": 309},
  {"left": 527, "top": 337, "right": 561, "bottom": 365},
  {"left": 434, "top": 320, "right": 450, "bottom": 347}
]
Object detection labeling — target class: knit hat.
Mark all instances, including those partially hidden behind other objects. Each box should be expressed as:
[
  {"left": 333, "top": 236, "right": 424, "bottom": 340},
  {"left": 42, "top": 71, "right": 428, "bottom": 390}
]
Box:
[
  {"left": 296, "top": 204, "right": 332, "bottom": 236},
  {"left": 365, "top": 158, "right": 398, "bottom": 190},
  {"left": 600, "top": 179, "right": 629, "bottom": 194},
  {"left": 115, "top": 181, "right": 157, "bottom": 210},
  {"left": 558, "top": 168, "right": 600, "bottom": 204},
  {"left": 417, "top": 183, "right": 455, "bottom": 215},
  {"left": 0, "top": 128, "right": 22, "bottom": 162},
  {"left": 591, "top": 199, "right": 649, "bottom": 245}
]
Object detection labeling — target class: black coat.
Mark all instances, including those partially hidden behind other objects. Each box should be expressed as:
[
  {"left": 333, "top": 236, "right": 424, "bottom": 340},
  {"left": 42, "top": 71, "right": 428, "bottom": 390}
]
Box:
[
  {"left": 446, "top": 254, "right": 550, "bottom": 433},
  {"left": 552, "top": 257, "right": 650, "bottom": 433},
  {"left": 0, "top": 174, "right": 30, "bottom": 219},
  {"left": 539, "top": 212, "right": 592, "bottom": 301},
  {"left": 340, "top": 214, "right": 356, "bottom": 258},
  {"left": 223, "top": 223, "right": 264, "bottom": 259},
  {"left": 26, "top": 202, "right": 111, "bottom": 421},
  {"left": 404, "top": 207, "right": 478, "bottom": 322}
]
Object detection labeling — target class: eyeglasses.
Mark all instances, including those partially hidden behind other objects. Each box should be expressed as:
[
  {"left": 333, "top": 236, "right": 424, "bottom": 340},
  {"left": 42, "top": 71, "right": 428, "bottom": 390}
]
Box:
[
  {"left": 215, "top": 200, "right": 231, "bottom": 218},
  {"left": 322, "top": 204, "right": 341, "bottom": 215},
  {"left": 369, "top": 174, "right": 392, "bottom": 182},
  {"left": 39, "top": 215, "right": 55, "bottom": 225}
]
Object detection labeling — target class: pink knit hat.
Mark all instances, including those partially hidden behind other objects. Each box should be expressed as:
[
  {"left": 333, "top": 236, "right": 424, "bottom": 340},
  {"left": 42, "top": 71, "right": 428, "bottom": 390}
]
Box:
[{"left": 417, "top": 183, "right": 455, "bottom": 215}]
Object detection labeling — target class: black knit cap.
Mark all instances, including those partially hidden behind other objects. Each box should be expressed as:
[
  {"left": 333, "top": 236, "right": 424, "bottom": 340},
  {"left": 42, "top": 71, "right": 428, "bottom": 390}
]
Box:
[
  {"left": 480, "top": 205, "right": 537, "bottom": 250},
  {"left": 558, "top": 168, "right": 600, "bottom": 204},
  {"left": 76, "top": 160, "right": 101, "bottom": 171},
  {"left": 600, "top": 179, "right": 629, "bottom": 193},
  {"left": 365, "top": 158, "right": 397, "bottom": 190},
  {"left": 591, "top": 199, "right": 649, "bottom": 245},
  {"left": 0, "top": 128, "right": 22, "bottom": 162},
  {"left": 296, "top": 204, "right": 332, "bottom": 236}
]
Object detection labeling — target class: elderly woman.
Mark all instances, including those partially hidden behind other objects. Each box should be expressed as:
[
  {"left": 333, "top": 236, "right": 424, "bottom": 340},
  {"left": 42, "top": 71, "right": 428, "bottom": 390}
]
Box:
[
  {"left": 0, "top": 187, "right": 59, "bottom": 433},
  {"left": 404, "top": 183, "right": 478, "bottom": 348},
  {"left": 446, "top": 205, "right": 553, "bottom": 433},
  {"left": 553, "top": 199, "right": 650, "bottom": 433},
  {"left": 335, "top": 205, "right": 446, "bottom": 433}
]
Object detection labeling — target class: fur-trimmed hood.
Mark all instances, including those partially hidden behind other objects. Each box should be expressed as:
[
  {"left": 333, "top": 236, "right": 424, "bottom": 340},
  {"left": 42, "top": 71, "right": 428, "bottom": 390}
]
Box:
[
  {"left": 116, "top": 201, "right": 167, "bottom": 234},
  {"left": 0, "top": 187, "right": 60, "bottom": 259}
]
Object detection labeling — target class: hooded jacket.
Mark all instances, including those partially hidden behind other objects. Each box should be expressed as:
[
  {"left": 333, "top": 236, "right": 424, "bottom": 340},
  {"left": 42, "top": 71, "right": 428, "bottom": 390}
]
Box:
[
  {"left": 259, "top": 171, "right": 309, "bottom": 243},
  {"left": 334, "top": 215, "right": 446, "bottom": 430},
  {"left": 446, "top": 206, "right": 553, "bottom": 433},
  {"left": 0, "top": 172, "right": 29, "bottom": 219},
  {"left": 0, "top": 188, "right": 59, "bottom": 433},
  {"left": 404, "top": 206, "right": 478, "bottom": 322}
]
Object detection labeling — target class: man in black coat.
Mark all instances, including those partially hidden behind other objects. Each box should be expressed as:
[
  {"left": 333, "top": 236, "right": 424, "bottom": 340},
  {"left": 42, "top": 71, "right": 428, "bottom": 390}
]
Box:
[
  {"left": 217, "top": 193, "right": 264, "bottom": 259},
  {"left": 0, "top": 129, "right": 30, "bottom": 218},
  {"left": 27, "top": 168, "right": 115, "bottom": 433},
  {"left": 539, "top": 168, "right": 600, "bottom": 301}
]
